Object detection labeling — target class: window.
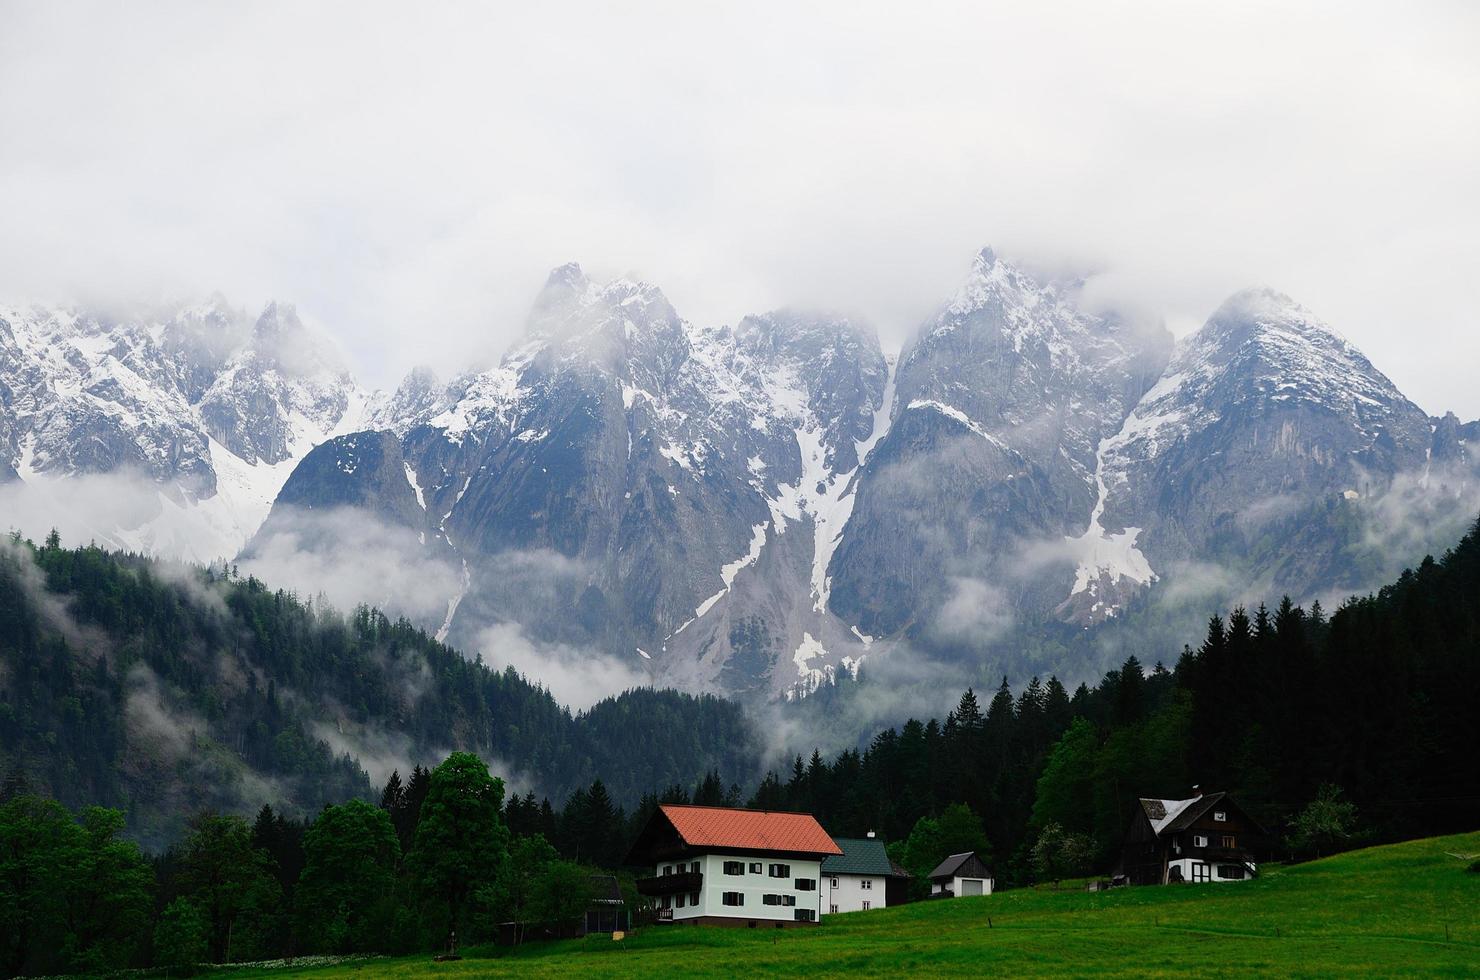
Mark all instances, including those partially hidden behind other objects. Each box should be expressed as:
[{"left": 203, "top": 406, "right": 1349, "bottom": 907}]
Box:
[
  {"left": 862, "top": 901, "right": 871, "bottom": 911},
  {"left": 768, "top": 863, "right": 791, "bottom": 878},
  {"left": 724, "top": 861, "right": 744, "bottom": 876},
  {"left": 795, "top": 878, "right": 816, "bottom": 891},
  {"left": 1213, "top": 810, "right": 1228, "bottom": 822},
  {"left": 1191, "top": 863, "right": 1210, "bottom": 882},
  {"left": 1220, "top": 835, "right": 1236, "bottom": 849},
  {"left": 676, "top": 893, "right": 685, "bottom": 908},
  {"left": 830, "top": 877, "right": 839, "bottom": 888},
  {"left": 662, "top": 895, "right": 672, "bottom": 910},
  {"left": 689, "top": 892, "right": 699, "bottom": 906},
  {"left": 1193, "top": 834, "right": 1208, "bottom": 848},
  {"left": 722, "top": 892, "right": 745, "bottom": 906},
  {"left": 1217, "top": 865, "right": 1246, "bottom": 880},
  {"left": 829, "top": 904, "right": 839, "bottom": 914},
  {"left": 762, "top": 894, "right": 781, "bottom": 906},
  {"left": 691, "top": 861, "right": 700, "bottom": 873},
  {"left": 663, "top": 865, "right": 673, "bottom": 876},
  {"left": 750, "top": 862, "right": 762, "bottom": 874},
  {"left": 860, "top": 879, "right": 872, "bottom": 890},
  {"left": 794, "top": 908, "right": 816, "bottom": 922}
]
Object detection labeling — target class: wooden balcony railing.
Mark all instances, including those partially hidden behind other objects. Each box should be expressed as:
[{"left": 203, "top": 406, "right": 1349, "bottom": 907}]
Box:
[{"left": 635, "top": 871, "right": 703, "bottom": 896}]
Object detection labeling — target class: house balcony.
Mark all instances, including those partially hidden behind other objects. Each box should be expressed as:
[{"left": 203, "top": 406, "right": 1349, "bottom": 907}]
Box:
[
  {"left": 635, "top": 871, "right": 703, "bottom": 896},
  {"left": 1201, "top": 847, "right": 1254, "bottom": 864}
]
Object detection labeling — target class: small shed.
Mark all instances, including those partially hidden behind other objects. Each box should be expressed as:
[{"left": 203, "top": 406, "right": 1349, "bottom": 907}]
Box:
[
  {"left": 928, "top": 851, "right": 994, "bottom": 898},
  {"left": 584, "top": 875, "right": 629, "bottom": 934}
]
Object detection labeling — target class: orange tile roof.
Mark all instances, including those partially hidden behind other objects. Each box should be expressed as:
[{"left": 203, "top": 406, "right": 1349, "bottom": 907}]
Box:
[{"left": 659, "top": 804, "right": 843, "bottom": 856}]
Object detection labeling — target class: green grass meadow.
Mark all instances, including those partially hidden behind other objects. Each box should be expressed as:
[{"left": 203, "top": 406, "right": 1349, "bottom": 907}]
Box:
[{"left": 216, "top": 831, "right": 1480, "bottom": 978}]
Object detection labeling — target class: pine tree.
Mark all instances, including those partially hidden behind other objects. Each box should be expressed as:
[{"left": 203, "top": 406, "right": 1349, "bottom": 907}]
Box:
[
  {"left": 748, "top": 771, "right": 786, "bottom": 810},
  {"left": 954, "top": 688, "right": 985, "bottom": 734},
  {"left": 379, "top": 770, "right": 405, "bottom": 813},
  {"left": 1113, "top": 656, "right": 1145, "bottom": 727}
]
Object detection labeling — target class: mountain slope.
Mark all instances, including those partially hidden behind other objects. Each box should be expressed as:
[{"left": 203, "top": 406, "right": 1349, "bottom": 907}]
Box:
[
  {"left": 0, "top": 537, "right": 758, "bottom": 849},
  {"left": 1086, "top": 288, "right": 1474, "bottom": 615},
  {"left": 257, "top": 264, "right": 895, "bottom": 698},
  {"left": 828, "top": 248, "right": 1173, "bottom": 642}
]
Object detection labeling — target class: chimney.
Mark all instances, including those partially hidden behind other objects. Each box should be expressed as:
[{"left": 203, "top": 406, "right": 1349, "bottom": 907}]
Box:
[{"left": 867, "top": 830, "right": 876, "bottom": 838}]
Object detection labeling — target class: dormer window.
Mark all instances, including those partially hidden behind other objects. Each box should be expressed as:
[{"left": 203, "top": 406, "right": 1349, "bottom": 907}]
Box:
[{"left": 1213, "top": 811, "right": 1227, "bottom": 822}]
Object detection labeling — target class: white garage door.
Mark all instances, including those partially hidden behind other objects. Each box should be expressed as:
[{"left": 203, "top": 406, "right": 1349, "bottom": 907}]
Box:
[{"left": 962, "top": 878, "right": 983, "bottom": 896}]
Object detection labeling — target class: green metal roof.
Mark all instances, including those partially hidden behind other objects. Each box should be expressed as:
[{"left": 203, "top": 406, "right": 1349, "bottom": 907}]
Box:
[{"left": 821, "top": 837, "right": 894, "bottom": 876}]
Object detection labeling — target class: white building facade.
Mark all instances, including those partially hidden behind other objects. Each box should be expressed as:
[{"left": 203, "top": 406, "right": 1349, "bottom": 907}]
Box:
[
  {"left": 819, "top": 836, "right": 894, "bottom": 914},
  {"left": 649, "top": 851, "right": 824, "bottom": 924},
  {"left": 627, "top": 804, "right": 842, "bottom": 927}
]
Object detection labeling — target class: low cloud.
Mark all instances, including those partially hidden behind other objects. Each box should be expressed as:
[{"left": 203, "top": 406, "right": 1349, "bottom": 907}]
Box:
[
  {"left": 240, "top": 505, "right": 462, "bottom": 623},
  {"left": 475, "top": 622, "right": 646, "bottom": 712},
  {"left": 123, "top": 662, "right": 206, "bottom": 764},
  {"left": 1353, "top": 462, "right": 1480, "bottom": 574},
  {"left": 145, "top": 556, "right": 232, "bottom": 618},
  {"left": 2, "top": 470, "right": 171, "bottom": 549},
  {"left": 928, "top": 576, "right": 1015, "bottom": 646},
  {"left": 309, "top": 719, "right": 450, "bottom": 792},
  {"left": 1153, "top": 559, "right": 1253, "bottom": 609}
]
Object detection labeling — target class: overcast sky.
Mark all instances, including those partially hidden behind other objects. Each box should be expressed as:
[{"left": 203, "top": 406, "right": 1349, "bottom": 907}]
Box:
[{"left": 2, "top": 1, "right": 1477, "bottom": 414}]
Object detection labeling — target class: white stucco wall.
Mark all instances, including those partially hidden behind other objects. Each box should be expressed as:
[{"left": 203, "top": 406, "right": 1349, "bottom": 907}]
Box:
[
  {"left": 653, "top": 853, "right": 824, "bottom": 922},
  {"left": 1165, "top": 857, "right": 1255, "bottom": 883},
  {"left": 930, "top": 875, "right": 993, "bottom": 897},
  {"left": 820, "top": 872, "right": 885, "bottom": 914}
]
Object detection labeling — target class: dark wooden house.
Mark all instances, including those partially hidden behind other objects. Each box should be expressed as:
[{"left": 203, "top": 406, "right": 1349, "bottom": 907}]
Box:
[{"left": 1119, "top": 790, "right": 1266, "bottom": 885}]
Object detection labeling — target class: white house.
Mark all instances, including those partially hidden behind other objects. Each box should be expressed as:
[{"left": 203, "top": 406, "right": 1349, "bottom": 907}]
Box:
[
  {"left": 928, "top": 851, "right": 994, "bottom": 897},
  {"left": 819, "top": 835, "right": 895, "bottom": 914},
  {"left": 625, "top": 804, "right": 842, "bottom": 926}
]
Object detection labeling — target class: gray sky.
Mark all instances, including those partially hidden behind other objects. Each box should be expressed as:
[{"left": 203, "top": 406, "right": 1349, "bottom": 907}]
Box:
[{"left": 2, "top": 1, "right": 1477, "bottom": 414}]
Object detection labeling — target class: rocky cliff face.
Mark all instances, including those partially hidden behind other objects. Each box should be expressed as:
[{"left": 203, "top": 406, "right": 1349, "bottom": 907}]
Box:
[
  {"left": 1088, "top": 288, "right": 1463, "bottom": 609},
  {"left": 258, "top": 264, "right": 894, "bottom": 697},
  {"left": 828, "top": 248, "right": 1174, "bottom": 641}
]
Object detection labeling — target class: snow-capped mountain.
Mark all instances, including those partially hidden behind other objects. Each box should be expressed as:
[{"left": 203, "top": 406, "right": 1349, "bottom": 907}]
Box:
[
  {"left": 6, "top": 249, "right": 1477, "bottom": 699},
  {"left": 243, "top": 250, "right": 1480, "bottom": 696},
  {"left": 254, "top": 264, "right": 893, "bottom": 697},
  {"left": 0, "top": 298, "right": 366, "bottom": 560},
  {"left": 1085, "top": 287, "right": 1474, "bottom": 611},
  {"left": 828, "top": 247, "right": 1173, "bottom": 640}
]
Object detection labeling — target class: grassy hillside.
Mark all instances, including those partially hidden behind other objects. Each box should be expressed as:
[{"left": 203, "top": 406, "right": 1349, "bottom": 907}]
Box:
[{"left": 216, "top": 831, "right": 1480, "bottom": 978}]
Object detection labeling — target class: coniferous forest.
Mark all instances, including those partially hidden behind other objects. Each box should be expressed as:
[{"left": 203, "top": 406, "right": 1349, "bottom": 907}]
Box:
[{"left": 0, "top": 519, "right": 1477, "bottom": 974}]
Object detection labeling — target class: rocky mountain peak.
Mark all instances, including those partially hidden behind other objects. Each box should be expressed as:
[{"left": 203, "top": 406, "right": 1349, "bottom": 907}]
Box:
[{"left": 940, "top": 245, "right": 1053, "bottom": 321}]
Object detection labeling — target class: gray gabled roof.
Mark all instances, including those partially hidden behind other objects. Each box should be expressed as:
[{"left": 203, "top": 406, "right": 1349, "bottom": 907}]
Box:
[
  {"left": 821, "top": 837, "right": 894, "bottom": 877},
  {"left": 1140, "top": 796, "right": 1202, "bottom": 835},
  {"left": 928, "top": 851, "right": 989, "bottom": 880},
  {"left": 1139, "top": 791, "right": 1264, "bottom": 838}
]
